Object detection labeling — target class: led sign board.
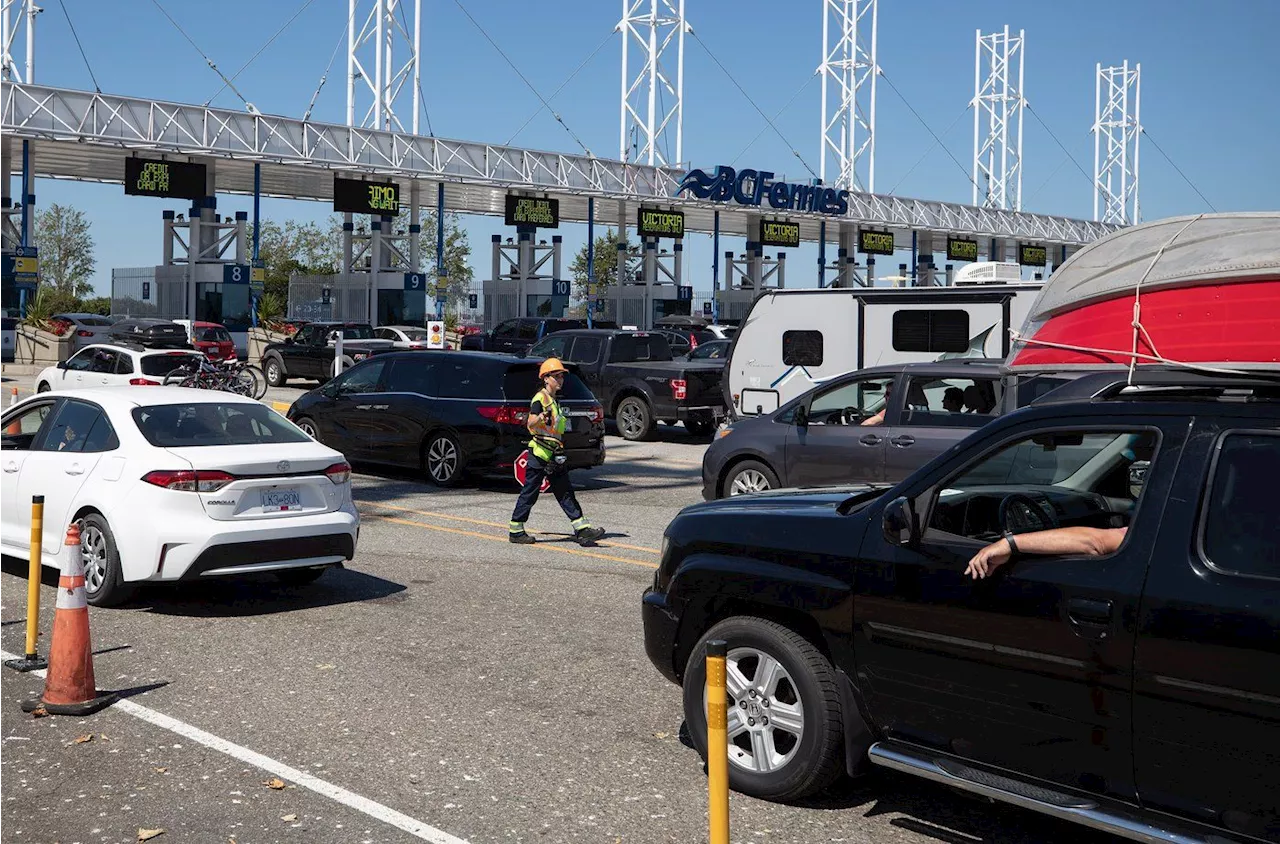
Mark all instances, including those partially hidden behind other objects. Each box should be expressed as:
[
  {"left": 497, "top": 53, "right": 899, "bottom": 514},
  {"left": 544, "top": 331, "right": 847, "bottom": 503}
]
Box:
[
  {"left": 504, "top": 195, "right": 559, "bottom": 228},
  {"left": 676, "top": 165, "right": 850, "bottom": 216},
  {"left": 124, "top": 158, "right": 206, "bottom": 199},
  {"left": 760, "top": 219, "right": 800, "bottom": 248},
  {"left": 946, "top": 237, "right": 979, "bottom": 262},
  {"left": 333, "top": 177, "right": 400, "bottom": 216},
  {"left": 1019, "top": 244, "right": 1047, "bottom": 267},
  {"left": 637, "top": 208, "right": 685, "bottom": 239},
  {"left": 858, "top": 230, "right": 895, "bottom": 256}
]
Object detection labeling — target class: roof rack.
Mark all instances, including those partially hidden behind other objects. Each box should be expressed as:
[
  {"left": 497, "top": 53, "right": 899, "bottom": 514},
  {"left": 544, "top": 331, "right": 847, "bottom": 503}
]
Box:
[{"left": 1031, "top": 368, "right": 1280, "bottom": 406}]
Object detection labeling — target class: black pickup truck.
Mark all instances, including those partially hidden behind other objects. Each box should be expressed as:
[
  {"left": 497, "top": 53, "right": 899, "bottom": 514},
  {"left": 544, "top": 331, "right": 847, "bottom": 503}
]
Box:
[
  {"left": 643, "top": 370, "right": 1280, "bottom": 843},
  {"left": 461, "top": 317, "right": 616, "bottom": 355},
  {"left": 528, "top": 329, "right": 727, "bottom": 440},
  {"left": 261, "top": 322, "right": 395, "bottom": 387}
]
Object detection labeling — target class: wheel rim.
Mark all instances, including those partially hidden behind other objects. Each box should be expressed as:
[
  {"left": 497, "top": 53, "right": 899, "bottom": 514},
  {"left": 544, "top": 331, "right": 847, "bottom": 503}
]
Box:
[
  {"left": 80, "top": 523, "right": 108, "bottom": 595},
  {"left": 37, "top": 383, "right": 49, "bottom": 393},
  {"left": 618, "top": 402, "right": 643, "bottom": 437},
  {"left": 427, "top": 436, "right": 458, "bottom": 482},
  {"left": 297, "top": 419, "right": 318, "bottom": 439},
  {"left": 708, "top": 647, "right": 805, "bottom": 774},
  {"left": 267, "top": 362, "right": 280, "bottom": 383},
  {"left": 730, "top": 469, "right": 771, "bottom": 495}
]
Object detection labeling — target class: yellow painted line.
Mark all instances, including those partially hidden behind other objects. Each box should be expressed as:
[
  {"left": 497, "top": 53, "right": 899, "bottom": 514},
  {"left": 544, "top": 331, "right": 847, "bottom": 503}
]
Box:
[
  {"left": 270, "top": 400, "right": 292, "bottom": 413},
  {"left": 364, "top": 513, "right": 658, "bottom": 570},
  {"left": 360, "top": 501, "right": 662, "bottom": 555}
]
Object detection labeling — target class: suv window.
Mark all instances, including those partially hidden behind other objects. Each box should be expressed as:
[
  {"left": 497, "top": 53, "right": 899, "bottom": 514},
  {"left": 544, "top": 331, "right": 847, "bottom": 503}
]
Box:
[
  {"left": 806, "top": 376, "right": 894, "bottom": 425},
  {"left": 115, "top": 353, "right": 136, "bottom": 375},
  {"left": 331, "top": 359, "right": 386, "bottom": 395},
  {"left": 568, "top": 336, "right": 602, "bottom": 364},
  {"left": 530, "top": 334, "right": 570, "bottom": 359},
  {"left": 892, "top": 310, "right": 970, "bottom": 353},
  {"left": 493, "top": 320, "right": 518, "bottom": 340},
  {"left": 384, "top": 358, "right": 436, "bottom": 395},
  {"left": 902, "top": 376, "right": 1001, "bottom": 428},
  {"left": 64, "top": 349, "right": 96, "bottom": 371},
  {"left": 502, "top": 365, "right": 594, "bottom": 401},
  {"left": 88, "top": 349, "right": 119, "bottom": 374},
  {"left": 1200, "top": 432, "right": 1279, "bottom": 580},
  {"left": 517, "top": 320, "right": 540, "bottom": 341},
  {"left": 930, "top": 429, "right": 1159, "bottom": 540},
  {"left": 435, "top": 360, "right": 497, "bottom": 400},
  {"left": 782, "top": 330, "right": 823, "bottom": 367},
  {"left": 42, "top": 400, "right": 112, "bottom": 453}
]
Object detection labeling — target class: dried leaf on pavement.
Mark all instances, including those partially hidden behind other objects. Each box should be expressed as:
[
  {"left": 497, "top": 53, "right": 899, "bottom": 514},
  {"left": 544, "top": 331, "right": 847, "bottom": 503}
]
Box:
[
  {"left": 30, "top": 706, "right": 48, "bottom": 719},
  {"left": 264, "top": 777, "right": 287, "bottom": 790},
  {"left": 281, "top": 813, "right": 298, "bottom": 822},
  {"left": 73, "top": 734, "right": 94, "bottom": 744},
  {"left": 154, "top": 767, "right": 168, "bottom": 773},
  {"left": 137, "top": 829, "right": 165, "bottom": 841},
  {"left": 653, "top": 731, "right": 669, "bottom": 739}
]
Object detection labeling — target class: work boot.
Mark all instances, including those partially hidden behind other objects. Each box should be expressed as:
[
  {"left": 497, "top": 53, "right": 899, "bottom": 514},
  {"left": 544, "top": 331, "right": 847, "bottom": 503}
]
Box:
[
  {"left": 574, "top": 526, "right": 606, "bottom": 546},
  {"left": 509, "top": 532, "right": 536, "bottom": 545}
]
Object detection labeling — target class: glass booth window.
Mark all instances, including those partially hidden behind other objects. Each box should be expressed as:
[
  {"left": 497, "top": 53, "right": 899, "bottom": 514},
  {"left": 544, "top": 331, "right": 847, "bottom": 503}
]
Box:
[{"left": 378, "top": 289, "right": 427, "bottom": 326}]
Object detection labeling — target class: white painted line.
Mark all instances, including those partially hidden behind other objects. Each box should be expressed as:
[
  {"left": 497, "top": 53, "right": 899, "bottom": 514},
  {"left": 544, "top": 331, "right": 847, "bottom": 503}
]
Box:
[{"left": 1, "top": 649, "right": 468, "bottom": 844}]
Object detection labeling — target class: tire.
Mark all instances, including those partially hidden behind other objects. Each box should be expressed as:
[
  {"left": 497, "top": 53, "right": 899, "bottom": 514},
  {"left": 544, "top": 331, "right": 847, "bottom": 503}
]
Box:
[
  {"left": 722, "top": 459, "right": 779, "bottom": 498},
  {"left": 162, "top": 370, "right": 191, "bottom": 387},
  {"left": 685, "top": 417, "right": 715, "bottom": 438},
  {"left": 264, "top": 356, "right": 287, "bottom": 388},
  {"left": 682, "top": 617, "right": 845, "bottom": 802},
  {"left": 274, "top": 566, "right": 328, "bottom": 585},
  {"left": 615, "top": 396, "right": 655, "bottom": 441},
  {"left": 423, "top": 431, "right": 463, "bottom": 487},
  {"left": 78, "top": 513, "right": 133, "bottom": 608},
  {"left": 294, "top": 416, "right": 320, "bottom": 442},
  {"left": 240, "top": 365, "right": 267, "bottom": 399},
  {"left": 36, "top": 381, "right": 50, "bottom": 393}
]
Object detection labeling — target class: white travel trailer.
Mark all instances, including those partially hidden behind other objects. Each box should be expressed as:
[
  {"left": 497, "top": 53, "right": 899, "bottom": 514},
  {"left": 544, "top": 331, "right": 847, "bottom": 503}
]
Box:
[{"left": 724, "top": 266, "right": 1044, "bottom": 418}]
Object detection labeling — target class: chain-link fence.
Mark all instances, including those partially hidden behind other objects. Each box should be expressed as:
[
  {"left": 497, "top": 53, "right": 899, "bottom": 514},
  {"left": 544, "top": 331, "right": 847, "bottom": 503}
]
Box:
[{"left": 287, "top": 274, "right": 371, "bottom": 322}]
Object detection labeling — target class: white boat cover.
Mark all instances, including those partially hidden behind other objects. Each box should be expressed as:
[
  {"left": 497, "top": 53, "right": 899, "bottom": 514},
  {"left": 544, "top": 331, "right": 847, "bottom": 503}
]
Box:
[{"left": 1026, "top": 212, "right": 1280, "bottom": 322}]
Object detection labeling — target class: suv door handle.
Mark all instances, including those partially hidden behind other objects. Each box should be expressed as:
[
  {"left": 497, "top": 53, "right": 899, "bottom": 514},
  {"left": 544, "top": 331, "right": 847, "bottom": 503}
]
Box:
[
  {"left": 1067, "top": 597, "right": 1113, "bottom": 638},
  {"left": 890, "top": 435, "right": 915, "bottom": 447},
  {"left": 859, "top": 434, "right": 882, "bottom": 446}
]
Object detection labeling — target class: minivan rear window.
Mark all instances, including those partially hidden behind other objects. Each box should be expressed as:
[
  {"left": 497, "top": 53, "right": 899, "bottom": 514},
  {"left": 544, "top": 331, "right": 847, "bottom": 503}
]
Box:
[
  {"left": 502, "top": 366, "right": 595, "bottom": 401},
  {"left": 132, "top": 403, "right": 310, "bottom": 447}
]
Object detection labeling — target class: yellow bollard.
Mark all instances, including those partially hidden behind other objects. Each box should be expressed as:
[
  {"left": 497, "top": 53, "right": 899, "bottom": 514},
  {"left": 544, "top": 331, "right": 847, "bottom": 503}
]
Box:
[
  {"left": 705, "top": 639, "right": 729, "bottom": 844},
  {"left": 5, "top": 495, "right": 47, "bottom": 673}
]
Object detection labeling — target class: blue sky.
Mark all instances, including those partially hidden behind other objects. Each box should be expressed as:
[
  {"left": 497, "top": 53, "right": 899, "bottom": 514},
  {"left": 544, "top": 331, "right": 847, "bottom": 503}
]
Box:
[{"left": 15, "top": 0, "right": 1280, "bottom": 296}]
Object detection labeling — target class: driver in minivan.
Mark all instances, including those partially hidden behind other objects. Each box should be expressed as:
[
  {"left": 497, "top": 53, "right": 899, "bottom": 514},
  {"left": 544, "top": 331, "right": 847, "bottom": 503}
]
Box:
[{"left": 964, "top": 526, "right": 1128, "bottom": 579}]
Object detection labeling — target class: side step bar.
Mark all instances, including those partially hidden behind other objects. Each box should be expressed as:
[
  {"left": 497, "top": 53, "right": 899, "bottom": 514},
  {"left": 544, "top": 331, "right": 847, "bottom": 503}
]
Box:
[{"left": 868, "top": 742, "right": 1234, "bottom": 844}]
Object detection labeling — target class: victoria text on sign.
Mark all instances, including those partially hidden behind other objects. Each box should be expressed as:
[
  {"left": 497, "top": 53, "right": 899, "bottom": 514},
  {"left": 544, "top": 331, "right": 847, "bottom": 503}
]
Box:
[
  {"left": 637, "top": 208, "right": 685, "bottom": 239},
  {"left": 505, "top": 196, "right": 560, "bottom": 228},
  {"left": 947, "top": 237, "right": 979, "bottom": 262},
  {"left": 125, "top": 158, "right": 207, "bottom": 199},
  {"left": 1018, "top": 244, "right": 1047, "bottom": 267},
  {"left": 676, "top": 166, "right": 850, "bottom": 216},
  {"left": 760, "top": 219, "right": 800, "bottom": 248},
  {"left": 333, "top": 177, "right": 400, "bottom": 216},
  {"left": 858, "top": 230, "right": 895, "bottom": 256}
]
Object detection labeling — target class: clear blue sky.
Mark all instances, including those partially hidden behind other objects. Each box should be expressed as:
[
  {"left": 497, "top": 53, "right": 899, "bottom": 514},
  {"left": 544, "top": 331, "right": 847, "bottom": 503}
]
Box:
[{"left": 16, "top": 0, "right": 1280, "bottom": 296}]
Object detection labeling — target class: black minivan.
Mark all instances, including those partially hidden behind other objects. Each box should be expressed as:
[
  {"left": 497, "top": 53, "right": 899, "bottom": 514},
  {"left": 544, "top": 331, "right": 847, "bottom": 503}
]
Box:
[{"left": 287, "top": 351, "right": 606, "bottom": 486}]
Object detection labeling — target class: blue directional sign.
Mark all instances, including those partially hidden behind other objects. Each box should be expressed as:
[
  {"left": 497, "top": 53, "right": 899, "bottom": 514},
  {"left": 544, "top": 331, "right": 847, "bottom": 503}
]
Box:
[
  {"left": 468, "top": 293, "right": 478, "bottom": 309},
  {"left": 404, "top": 272, "right": 426, "bottom": 291},
  {"left": 677, "top": 285, "right": 693, "bottom": 301},
  {"left": 552, "top": 280, "right": 571, "bottom": 297},
  {"left": 223, "top": 264, "right": 250, "bottom": 284}
]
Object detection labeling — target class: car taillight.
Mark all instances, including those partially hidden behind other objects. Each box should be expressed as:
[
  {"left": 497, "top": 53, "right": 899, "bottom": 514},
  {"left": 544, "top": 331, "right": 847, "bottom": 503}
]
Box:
[
  {"left": 590, "top": 405, "right": 604, "bottom": 424},
  {"left": 325, "top": 461, "right": 351, "bottom": 484},
  {"left": 670, "top": 379, "right": 687, "bottom": 400},
  {"left": 128, "top": 378, "right": 160, "bottom": 385},
  {"left": 477, "top": 406, "right": 528, "bottom": 425},
  {"left": 76, "top": 329, "right": 93, "bottom": 337},
  {"left": 141, "top": 470, "right": 235, "bottom": 492}
]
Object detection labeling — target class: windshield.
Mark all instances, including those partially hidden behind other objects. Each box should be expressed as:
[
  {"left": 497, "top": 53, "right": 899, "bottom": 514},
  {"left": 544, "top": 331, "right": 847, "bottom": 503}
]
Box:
[{"left": 132, "top": 403, "right": 311, "bottom": 447}]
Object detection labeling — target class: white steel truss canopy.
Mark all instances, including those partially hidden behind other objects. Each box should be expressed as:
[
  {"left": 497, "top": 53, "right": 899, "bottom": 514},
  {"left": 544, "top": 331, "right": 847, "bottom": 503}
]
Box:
[{"left": 1, "top": 82, "right": 1118, "bottom": 246}]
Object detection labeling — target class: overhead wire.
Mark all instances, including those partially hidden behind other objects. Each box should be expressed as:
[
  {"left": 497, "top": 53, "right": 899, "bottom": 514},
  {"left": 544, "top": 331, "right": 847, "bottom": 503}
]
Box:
[
  {"left": 207, "top": 0, "right": 318, "bottom": 107},
  {"left": 450, "top": 0, "right": 592, "bottom": 156},
  {"left": 886, "top": 104, "right": 970, "bottom": 196},
  {"left": 878, "top": 71, "right": 977, "bottom": 193},
  {"left": 504, "top": 29, "right": 612, "bottom": 148},
  {"left": 729, "top": 73, "right": 817, "bottom": 169},
  {"left": 1023, "top": 103, "right": 1094, "bottom": 189},
  {"left": 147, "top": 0, "right": 258, "bottom": 113},
  {"left": 687, "top": 30, "right": 817, "bottom": 180},
  {"left": 56, "top": 0, "right": 101, "bottom": 93},
  {"left": 303, "top": 13, "right": 350, "bottom": 123},
  {"left": 1141, "top": 129, "right": 1219, "bottom": 213}
]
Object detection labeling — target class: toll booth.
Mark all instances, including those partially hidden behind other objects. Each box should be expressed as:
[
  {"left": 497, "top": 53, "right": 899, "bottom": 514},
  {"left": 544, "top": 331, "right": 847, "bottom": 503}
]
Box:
[
  {"left": 481, "top": 231, "right": 567, "bottom": 330},
  {"left": 714, "top": 235, "right": 788, "bottom": 324}
]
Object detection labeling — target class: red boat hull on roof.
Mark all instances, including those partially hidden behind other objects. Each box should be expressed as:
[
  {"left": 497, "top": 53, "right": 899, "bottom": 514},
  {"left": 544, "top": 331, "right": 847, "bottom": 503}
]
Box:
[{"left": 1009, "top": 278, "right": 1280, "bottom": 369}]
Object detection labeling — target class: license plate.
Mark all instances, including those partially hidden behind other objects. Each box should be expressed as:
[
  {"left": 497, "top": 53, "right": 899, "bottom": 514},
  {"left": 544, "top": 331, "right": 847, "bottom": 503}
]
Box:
[{"left": 262, "top": 488, "right": 302, "bottom": 511}]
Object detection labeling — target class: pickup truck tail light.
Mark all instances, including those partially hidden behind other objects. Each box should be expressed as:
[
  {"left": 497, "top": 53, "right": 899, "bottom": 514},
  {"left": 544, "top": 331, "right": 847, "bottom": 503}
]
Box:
[
  {"left": 477, "top": 405, "right": 528, "bottom": 425},
  {"left": 670, "top": 379, "right": 687, "bottom": 401},
  {"left": 142, "top": 470, "right": 234, "bottom": 492},
  {"left": 590, "top": 405, "right": 604, "bottom": 424},
  {"left": 128, "top": 378, "right": 161, "bottom": 386},
  {"left": 325, "top": 461, "right": 352, "bottom": 484}
]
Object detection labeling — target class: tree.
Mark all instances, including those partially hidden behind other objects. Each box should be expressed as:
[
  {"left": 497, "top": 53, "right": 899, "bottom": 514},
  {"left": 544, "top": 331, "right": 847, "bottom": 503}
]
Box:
[
  {"left": 419, "top": 211, "right": 474, "bottom": 306},
  {"left": 34, "top": 203, "right": 96, "bottom": 298},
  {"left": 569, "top": 228, "right": 638, "bottom": 300},
  {"left": 251, "top": 217, "right": 343, "bottom": 301}
]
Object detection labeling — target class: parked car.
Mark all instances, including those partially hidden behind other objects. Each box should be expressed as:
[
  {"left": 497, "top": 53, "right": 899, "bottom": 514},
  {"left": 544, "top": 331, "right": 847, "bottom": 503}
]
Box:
[
  {"left": 682, "top": 339, "right": 731, "bottom": 362},
  {"left": 52, "top": 313, "right": 115, "bottom": 350},
  {"left": 374, "top": 325, "right": 431, "bottom": 349},
  {"left": 0, "top": 387, "right": 358, "bottom": 606},
  {"left": 34, "top": 344, "right": 206, "bottom": 392},
  {"left": 176, "top": 320, "right": 237, "bottom": 361},
  {"left": 108, "top": 317, "right": 191, "bottom": 349},
  {"left": 704, "top": 324, "right": 738, "bottom": 341},
  {"left": 527, "top": 329, "right": 727, "bottom": 440},
  {"left": 653, "top": 328, "right": 717, "bottom": 358},
  {"left": 643, "top": 369, "right": 1280, "bottom": 842},
  {"left": 260, "top": 322, "right": 395, "bottom": 387},
  {"left": 287, "top": 351, "right": 605, "bottom": 486},
  {"left": 460, "top": 317, "right": 617, "bottom": 355}
]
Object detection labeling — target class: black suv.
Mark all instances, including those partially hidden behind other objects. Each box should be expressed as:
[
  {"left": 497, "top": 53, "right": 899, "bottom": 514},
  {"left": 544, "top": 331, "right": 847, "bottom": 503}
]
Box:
[
  {"left": 460, "top": 317, "right": 617, "bottom": 355},
  {"left": 643, "top": 370, "right": 1279, "bottom": 842},
  {"left": 288, "top": 351, "right": 605, "bottom": 486}
]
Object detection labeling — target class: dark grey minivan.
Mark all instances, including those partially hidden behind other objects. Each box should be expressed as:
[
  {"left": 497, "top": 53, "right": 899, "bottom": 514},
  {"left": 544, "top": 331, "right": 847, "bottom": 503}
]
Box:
[{"left": 700, "top": 361, "right": 1073, "bottom": 499}]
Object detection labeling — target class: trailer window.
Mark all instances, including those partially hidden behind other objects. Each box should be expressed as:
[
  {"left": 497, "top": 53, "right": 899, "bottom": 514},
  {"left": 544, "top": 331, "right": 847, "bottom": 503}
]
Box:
[
  {"left": 892, "top": 310, "right": 970, "bottom": 353},
  {"left": 782, "top": 330, "right": 823, "bottom": 367}
]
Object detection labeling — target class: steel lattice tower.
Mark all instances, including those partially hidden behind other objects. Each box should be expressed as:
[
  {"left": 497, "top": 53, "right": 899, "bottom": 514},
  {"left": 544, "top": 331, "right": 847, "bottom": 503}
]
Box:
[
  {"left": 1, "top": 0, "right": 37, "bottom": 84},
  {"left": 1093, "top": 61, "right": 1141, "bottom": 225},
  {"left": 347, "top": 0, "right": 421, "bottom": 133},
  {"left": 818, "top": 0, "right": 878, "bottom": 193},
  {"left": 972, "top": 26, "right": 1025, "bottom": 211},
  {"left": 618, "top": 0, "right": 687, "bottom": 167}
]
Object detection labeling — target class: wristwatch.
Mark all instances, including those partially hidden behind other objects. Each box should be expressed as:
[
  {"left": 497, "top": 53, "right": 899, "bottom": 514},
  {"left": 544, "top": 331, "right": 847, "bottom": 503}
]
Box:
[{"left": 1002, "top": 530, "right": 1020, "bottom": 556}]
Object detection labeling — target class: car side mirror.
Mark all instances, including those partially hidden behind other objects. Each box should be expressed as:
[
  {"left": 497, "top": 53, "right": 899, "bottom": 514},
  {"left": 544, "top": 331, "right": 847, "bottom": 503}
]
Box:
[
  {"left": 57, "top": 361, "right": 68, "bottom": 370},
  {"left": 882, "top": 496, "right": 918, "bottom": 547},
  {"left": 284, "top": 337, "right": 294, "bottom": 345},
  {"left": 794, "top": 405, "right": 809, "bottom": 428}
]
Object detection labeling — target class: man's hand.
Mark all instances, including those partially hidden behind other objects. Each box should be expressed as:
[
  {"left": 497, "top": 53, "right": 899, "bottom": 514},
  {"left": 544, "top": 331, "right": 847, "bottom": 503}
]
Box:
[{"left": 965, "top": 538, "right": 1013, "bottom": 579}]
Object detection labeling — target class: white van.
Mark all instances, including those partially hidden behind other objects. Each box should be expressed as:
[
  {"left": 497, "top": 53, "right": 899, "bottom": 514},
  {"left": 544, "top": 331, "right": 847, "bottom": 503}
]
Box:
[{"left": 725, "top": 275, "right": 1043, "bottom": 418}]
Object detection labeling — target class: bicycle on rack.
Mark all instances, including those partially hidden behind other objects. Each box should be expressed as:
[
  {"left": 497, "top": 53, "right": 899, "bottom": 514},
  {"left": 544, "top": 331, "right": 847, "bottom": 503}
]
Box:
[{"left": 163, "top": 356, "right": 267, "bottom": 399}]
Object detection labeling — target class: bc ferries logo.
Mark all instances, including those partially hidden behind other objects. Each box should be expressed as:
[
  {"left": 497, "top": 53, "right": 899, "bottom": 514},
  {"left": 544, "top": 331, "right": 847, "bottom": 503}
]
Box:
[{"left": 676, "top": 165, "right": 850, "bottom": 216}]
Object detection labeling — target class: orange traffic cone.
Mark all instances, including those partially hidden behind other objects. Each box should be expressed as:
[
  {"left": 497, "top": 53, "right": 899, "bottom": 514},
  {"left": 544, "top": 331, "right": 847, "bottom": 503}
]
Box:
[{"left": 20, "top": 524, "right": 117, "bottom": 716}]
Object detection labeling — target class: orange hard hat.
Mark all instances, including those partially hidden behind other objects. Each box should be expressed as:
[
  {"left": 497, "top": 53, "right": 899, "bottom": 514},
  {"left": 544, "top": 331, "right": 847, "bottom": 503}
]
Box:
[{"left": 538, "top": 357, "right": 568, "bottom": 378}]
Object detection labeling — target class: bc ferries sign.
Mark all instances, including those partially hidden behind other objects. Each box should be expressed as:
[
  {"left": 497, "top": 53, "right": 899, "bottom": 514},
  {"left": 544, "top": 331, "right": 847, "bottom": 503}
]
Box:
[{"left": 675, "top": 165, "right": 850, "bottom": 216}]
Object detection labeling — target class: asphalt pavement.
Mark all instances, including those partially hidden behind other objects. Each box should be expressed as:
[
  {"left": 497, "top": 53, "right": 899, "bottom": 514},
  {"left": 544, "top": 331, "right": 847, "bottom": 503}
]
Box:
[{"left": 0, "top": 373, "right": 1108, "bottom": 843}]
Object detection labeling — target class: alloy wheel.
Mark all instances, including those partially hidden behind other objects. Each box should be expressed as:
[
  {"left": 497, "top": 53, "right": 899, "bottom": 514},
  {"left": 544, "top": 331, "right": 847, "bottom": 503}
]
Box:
[
  {"left": 81, "top": 523, "right": 109, "bottom": 595},
  {"left": 427, "top": 436, "right": 458, "bottom": 483},
  {"left": 618, "top": 403, "right": 643, "bottom": 438},
  {"left": 717, "top": 647, "right": 805, "bottom": 774},
  {"left": 296, "top": 419, "right": 318, "bottom": 440},
  {"left": 730, "top": 469, "right": 771, "bottom": 495}
]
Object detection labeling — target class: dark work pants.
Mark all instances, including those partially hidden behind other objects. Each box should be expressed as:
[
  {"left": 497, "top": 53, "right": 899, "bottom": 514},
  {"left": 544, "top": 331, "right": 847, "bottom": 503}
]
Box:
[{"left": 510, "top": 452, "right": 584, "bottom": 528}]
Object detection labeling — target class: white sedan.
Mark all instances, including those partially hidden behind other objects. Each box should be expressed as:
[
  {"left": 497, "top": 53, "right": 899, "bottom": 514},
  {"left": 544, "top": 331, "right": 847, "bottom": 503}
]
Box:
[
  {"left": 1, "top": 387, "right": 359, "bottom": 606},
  {"left": 374, "top": 325, "right": 431, "bottom": 349},
  {"left": 35, "top": 344, "right": 204, "bottom": 392}
]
